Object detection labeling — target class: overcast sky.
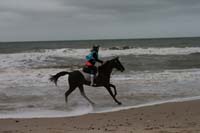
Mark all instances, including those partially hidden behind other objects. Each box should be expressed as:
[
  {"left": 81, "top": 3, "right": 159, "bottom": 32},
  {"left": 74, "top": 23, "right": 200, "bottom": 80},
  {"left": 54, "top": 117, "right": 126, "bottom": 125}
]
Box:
[{"left": 0, "top": 0, "right": 200, "bottom": 41}]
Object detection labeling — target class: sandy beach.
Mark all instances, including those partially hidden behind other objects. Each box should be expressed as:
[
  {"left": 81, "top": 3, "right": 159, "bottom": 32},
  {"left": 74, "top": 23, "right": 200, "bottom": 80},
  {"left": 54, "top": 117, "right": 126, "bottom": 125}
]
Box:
[{"left": 0, "top": 100, "right": 200, "bottom": 133}]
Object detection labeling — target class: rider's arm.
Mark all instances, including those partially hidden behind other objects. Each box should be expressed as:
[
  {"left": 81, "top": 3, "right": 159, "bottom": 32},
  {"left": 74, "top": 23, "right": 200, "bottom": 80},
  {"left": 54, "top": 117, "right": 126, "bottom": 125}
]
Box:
[{"left": 93, "top": 52, "right": 103, "bottom": 64}]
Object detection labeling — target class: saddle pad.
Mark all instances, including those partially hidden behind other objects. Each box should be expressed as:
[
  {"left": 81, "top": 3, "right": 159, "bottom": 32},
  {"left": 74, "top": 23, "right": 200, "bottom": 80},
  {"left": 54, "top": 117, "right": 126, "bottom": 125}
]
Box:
[{"left": 79, "top": 70, "right": 91, "bottom": 81}]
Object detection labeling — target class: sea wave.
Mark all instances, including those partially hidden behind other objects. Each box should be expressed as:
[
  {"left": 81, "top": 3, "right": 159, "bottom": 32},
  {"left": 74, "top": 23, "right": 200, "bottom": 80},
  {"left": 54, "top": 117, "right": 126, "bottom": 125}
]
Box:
[
  {"left": 112, "top": 69, "right": 200, "bottom": 82},
  {"left": 1, "top": 68, "right": 200, "bottom": 118},
  {"left": 1, "top": 47, "right": 200, "bottom": 69}
]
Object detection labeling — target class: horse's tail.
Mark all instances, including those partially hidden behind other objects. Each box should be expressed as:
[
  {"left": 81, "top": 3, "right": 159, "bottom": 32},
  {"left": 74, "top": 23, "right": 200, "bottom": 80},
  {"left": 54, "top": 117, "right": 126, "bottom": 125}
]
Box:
[{"left": 49, "top": 71, "right": 70, "bottom": 86}]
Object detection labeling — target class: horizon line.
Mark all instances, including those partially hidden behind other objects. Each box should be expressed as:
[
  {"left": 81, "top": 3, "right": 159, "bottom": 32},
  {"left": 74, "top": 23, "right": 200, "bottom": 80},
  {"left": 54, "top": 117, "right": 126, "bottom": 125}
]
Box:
[{"left": 0, "top": 36, "right": 200, "bottom": 43}]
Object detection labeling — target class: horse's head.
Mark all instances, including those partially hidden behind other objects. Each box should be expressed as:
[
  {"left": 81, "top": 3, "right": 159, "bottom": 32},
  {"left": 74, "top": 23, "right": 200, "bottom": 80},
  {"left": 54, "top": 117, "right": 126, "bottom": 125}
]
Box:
[{"left": 111, "top": 57, "right": 125, "bottom": 72}]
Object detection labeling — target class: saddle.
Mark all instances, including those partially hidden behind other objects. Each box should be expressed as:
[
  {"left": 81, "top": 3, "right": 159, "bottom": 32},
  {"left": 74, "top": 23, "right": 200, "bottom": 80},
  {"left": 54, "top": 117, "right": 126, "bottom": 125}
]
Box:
[
  {"left": 82, "top": 66, "right": 93, "bottom": 74},
  {"left": 80, "top": 66, "right": 98, "bottom": 82},
  {"left": 79, "top": 70, "right": 91, "bottom": 82}
]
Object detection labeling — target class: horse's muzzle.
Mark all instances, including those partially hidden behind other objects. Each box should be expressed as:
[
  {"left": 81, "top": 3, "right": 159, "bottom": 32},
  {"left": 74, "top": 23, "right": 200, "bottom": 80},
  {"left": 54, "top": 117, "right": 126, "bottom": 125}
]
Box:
[{"left": 120, "top": 68, "right": 125, "bottom": 72}]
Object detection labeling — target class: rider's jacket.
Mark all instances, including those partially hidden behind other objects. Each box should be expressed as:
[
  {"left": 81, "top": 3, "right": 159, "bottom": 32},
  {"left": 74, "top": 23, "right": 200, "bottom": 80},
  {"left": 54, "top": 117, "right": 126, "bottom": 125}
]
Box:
[{"left": 85, "top": 51, "right": 103, "bottom": 67}]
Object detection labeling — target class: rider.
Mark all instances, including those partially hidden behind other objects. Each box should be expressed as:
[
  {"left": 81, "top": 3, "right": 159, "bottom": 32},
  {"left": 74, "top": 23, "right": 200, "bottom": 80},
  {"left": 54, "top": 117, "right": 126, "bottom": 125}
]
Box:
[{"left": 85, "top": 45, "right": 103, "bottom": 86}]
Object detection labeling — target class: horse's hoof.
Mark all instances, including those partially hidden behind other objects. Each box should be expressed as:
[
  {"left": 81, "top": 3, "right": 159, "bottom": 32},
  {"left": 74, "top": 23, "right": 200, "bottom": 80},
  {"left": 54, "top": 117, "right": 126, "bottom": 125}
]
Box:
[
  {"left": 91, "top": 102, "right": 95, "bottom": 106},
  {"left": 117, "top": 102, "right": 122, "bottom": 105},
  {"left": 65, "top": 99, "right": 68, "bottom": 104}
]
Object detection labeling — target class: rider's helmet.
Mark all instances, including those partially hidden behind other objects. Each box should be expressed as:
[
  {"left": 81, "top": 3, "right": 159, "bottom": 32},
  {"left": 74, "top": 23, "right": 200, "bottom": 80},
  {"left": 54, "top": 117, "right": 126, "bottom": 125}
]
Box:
[{"left": 91, "top": 45, "right": 100, "bottom": 52}]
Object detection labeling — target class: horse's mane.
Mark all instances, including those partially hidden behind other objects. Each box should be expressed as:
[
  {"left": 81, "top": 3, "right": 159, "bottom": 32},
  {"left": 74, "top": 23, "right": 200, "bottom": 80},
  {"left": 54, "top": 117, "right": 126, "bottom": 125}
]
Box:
[{"left": 98, "top": 58, "right": 114, "bottom": 70}]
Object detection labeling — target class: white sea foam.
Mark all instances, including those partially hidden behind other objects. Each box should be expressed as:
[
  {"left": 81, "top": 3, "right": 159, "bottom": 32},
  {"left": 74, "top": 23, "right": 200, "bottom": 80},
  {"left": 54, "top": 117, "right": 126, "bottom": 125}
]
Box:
[
  {"left": 101, "top": 47, "right": 200, "bottom": 57},
  {"left": 0, "top": 68, "right": 200, "bottom": 118},
  {"left": 112, "top": 69, "right": 200, "bottom": 82},
  {"left": 1, "top": 96, "right": 200, "bottom": 119},
  {"left": 94, "top": 96, "right": 200, "bottom": 114},
  {"left": 0, "top": 105, "right": 93, "bottom": 119},
  {"left": 0, "top": 47, "right": 200, "bottom": 69},
  {"left": 1, "top": 68, "right": 199, "bottom": 92}
]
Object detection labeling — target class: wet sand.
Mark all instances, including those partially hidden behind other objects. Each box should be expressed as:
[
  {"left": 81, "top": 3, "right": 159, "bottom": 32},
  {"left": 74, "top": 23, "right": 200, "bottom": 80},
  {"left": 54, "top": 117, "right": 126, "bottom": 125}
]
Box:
[{"left": 0, "top": 100, "right": 200, "bottom": 133}]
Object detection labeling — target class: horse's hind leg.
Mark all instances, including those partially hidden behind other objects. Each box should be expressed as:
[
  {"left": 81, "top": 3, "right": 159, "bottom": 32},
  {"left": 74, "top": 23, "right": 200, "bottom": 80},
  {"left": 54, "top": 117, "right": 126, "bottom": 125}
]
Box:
[
  {"left": 65, "top": 86, "right": 76, "bottom": 103},
  {"left": 78, "top": 85, "right": 95, "bottom": 105}
]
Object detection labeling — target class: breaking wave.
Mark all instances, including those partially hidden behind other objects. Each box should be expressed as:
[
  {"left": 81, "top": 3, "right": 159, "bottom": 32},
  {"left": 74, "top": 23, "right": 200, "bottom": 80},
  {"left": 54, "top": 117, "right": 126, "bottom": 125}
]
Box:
[{"left": 1, "top": 47, "right": 200, "bottom": 69}]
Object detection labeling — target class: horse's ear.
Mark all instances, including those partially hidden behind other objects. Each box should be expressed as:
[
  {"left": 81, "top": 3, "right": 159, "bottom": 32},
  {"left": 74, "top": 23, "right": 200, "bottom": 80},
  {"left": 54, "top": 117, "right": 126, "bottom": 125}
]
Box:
[{"left": 116, "top": 56, "right": 119, "bottom": 59}]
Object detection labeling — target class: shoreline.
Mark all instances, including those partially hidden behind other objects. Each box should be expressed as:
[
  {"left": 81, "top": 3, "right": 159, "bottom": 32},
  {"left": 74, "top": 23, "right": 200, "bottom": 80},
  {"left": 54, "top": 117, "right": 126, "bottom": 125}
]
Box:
[
  {"left": 1, "top": 99, "right": 200, "bottom": 133},
  {"left": 1, "top": 96, "right": 200, "bottom": 119}
]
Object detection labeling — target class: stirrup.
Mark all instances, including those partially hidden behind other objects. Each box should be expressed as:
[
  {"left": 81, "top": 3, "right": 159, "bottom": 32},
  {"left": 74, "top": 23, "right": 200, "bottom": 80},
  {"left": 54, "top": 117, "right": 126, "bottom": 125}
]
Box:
[
  {"left": 90, "top": 81, "right": 96, "bottom": 86},
  {"left": 91, "top": 83, "right": 97, "bottom": 87}
]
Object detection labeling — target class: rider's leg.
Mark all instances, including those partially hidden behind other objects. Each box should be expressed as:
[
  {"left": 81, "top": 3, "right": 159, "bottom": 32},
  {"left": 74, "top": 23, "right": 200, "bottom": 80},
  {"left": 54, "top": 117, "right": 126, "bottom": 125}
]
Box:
[
  {"left": 90, "top": 74, "right": 95, "bottom": 86},
  {"left": 90, "top": 66, "right": 97, "bottom": 86}
]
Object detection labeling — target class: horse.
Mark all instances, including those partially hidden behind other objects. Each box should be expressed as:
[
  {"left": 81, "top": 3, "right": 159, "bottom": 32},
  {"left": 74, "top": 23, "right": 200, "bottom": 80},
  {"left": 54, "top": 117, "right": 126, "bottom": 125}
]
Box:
[{"left": 49, "top": 57, "right": 125, "bottom": 105}]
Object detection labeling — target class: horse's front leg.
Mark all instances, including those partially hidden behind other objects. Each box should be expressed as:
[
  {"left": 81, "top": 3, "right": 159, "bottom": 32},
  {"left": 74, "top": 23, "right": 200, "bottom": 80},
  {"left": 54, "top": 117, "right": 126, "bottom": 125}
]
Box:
[
  {"left": 109, "top": 84, "right": 117, "bottom": 96},
  {"left": 104, "top": 85, "right": 122, "bottom": 105}
]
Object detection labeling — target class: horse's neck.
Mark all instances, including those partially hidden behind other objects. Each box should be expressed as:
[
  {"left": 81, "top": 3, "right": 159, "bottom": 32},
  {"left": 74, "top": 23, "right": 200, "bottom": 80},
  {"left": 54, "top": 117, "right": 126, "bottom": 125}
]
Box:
[{"left": 98, "top": 62, "right": 113, "bottom": 77}]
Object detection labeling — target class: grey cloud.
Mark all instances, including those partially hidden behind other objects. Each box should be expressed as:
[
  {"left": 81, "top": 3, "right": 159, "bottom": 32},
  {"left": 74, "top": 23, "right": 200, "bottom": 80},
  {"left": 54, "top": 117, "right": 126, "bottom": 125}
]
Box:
[
  {"left": 0, "top": 0, "right": 66, "bottom": 12},
  {"left": 56, "top": 0, "right": 200, "bottom": 23},
  {"left": 1, "top": 0, "right": 200, "bottom": 20},
  {"left": 0, "top": 0, "right": 200, "bottom": 41},
  {"left": 63, "top": 0, "right": 200, "bottom": 14}
]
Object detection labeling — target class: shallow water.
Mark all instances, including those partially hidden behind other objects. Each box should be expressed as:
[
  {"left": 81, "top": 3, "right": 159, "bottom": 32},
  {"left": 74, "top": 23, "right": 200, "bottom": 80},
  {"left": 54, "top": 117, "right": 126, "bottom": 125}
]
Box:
[{"left": 0, "top": 37, "right": 200, "bottom": 118}]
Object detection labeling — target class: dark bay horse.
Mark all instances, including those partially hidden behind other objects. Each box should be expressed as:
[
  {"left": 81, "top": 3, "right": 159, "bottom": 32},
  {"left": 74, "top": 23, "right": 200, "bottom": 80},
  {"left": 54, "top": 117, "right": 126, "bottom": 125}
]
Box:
[{"left": 49, "top": 57, "right": 125, "bottom": 105}]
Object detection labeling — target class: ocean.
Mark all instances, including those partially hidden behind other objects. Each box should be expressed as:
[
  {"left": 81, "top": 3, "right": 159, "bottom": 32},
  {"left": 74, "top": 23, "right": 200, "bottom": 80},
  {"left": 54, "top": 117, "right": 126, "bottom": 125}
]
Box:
[{"left": 0, "top": 37, "right": 200, "bottom": 118}]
